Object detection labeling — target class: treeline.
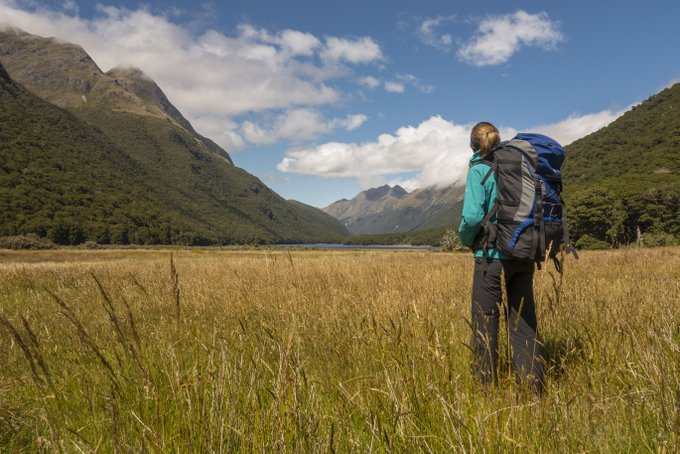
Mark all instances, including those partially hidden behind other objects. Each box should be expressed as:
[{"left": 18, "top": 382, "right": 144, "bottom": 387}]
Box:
[{"left": 567, "top": 179, "right": 680, "bottom": 249}]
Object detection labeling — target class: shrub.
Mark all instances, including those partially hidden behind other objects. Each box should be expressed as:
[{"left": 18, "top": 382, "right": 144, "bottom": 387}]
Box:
[
  {"left": 440, "top": 228, "right": 466, "bottom": 252},
  {"left": 575, "top": 234, "right": 610, "bottom": 250},
  {"left": 0, "top": 234, "right": 57, "bottom": 250},
  {"left": 82, "top": 241, "right": 100, "bottom": 250},
  {"left": 642, "top": 232, "right": 679, "bottom": 247}
]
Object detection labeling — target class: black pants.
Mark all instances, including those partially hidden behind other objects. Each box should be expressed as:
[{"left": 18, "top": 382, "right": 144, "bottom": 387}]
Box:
[{"left": 471, "top": 257, "right": 543, "bottom": 392}]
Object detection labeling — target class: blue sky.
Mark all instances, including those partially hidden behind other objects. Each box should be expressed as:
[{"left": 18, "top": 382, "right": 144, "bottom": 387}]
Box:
[{"left": 1, "top": 0, "right": 679, "bottom": 207}]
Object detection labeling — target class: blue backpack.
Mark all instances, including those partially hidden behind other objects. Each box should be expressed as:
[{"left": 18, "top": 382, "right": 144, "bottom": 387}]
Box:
[{"left": 475, "top": 133, "right": 578, "bottom": 270}]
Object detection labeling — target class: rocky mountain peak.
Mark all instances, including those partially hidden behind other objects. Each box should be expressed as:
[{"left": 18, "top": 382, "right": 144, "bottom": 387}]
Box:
[
  {"left": 0, "top": 28, "right": 232, "bottom": 163},
  {"left": 363, "top": 185, "right": 392, "bottom": 201},
  {"left": 0, "top": 28, "right": 103, "bottom": 106},
  {"left": 106, "top": 65, "right": 196, "bottom": 134},
  {"left": 390, "top": 185, "right": 408, "bottom": 198}
]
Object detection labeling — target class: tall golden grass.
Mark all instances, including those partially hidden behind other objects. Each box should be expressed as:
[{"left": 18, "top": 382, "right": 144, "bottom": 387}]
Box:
[{"left": 0, "top": 247, "right": 677, "bottom": 451}]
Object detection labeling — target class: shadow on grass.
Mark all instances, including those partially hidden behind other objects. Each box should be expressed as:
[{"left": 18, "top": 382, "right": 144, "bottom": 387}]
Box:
[{"left": 542, "top": 334, "right": 587, "bottom": 381}]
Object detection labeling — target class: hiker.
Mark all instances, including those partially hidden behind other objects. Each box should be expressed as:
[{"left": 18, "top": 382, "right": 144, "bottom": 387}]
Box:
[{"left": 458, "top": 121, "right": 544, "bottom": 393}]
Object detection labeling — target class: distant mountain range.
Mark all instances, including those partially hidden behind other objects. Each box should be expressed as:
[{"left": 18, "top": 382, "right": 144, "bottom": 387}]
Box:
[
  {"left": 324, "top": 184, "right": 465, "bottom": 235},
  {"left": 0, "top": 28, "right": 347, "bottom": 245},
  {"left": 324, "top": 185, "right": 407, "bottom": 234},
  {"left": 326, "top": 83, "right": 680, "bottom": 246}
]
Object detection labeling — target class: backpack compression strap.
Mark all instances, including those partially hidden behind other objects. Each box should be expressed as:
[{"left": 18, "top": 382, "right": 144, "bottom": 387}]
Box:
[
  {"left": 530, "top": 180, "right": 545, "bottom": 270},
  {"left": 559, "top": 197, "right": 579, "bottom": 260},
  {"left": 478, "top": 200, "right": 498, "bottom": 256}
]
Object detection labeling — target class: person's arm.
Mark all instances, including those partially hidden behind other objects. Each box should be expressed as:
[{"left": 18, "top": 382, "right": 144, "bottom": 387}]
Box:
[{"left": 457, "top": 166, "right": 487, "bottom": 248}]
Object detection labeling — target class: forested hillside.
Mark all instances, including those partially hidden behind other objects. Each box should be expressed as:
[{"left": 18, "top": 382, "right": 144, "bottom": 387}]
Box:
[
  {"left": 563, "top": 83, "right": 680, "bottom": 247},
  {"left": 0, "top": 60, "right": 347, "bottom": 245}
]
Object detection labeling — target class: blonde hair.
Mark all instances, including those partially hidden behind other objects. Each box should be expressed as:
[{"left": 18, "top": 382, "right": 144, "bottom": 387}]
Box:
[{"left": 470, "top": 122, "right": 501, "bottom": 157}]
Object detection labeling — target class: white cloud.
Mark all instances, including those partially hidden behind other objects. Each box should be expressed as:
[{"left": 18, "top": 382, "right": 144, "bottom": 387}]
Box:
[
  {"left": 237, "top": 24, "right": 321, "bottom": 57},
  {"left": 387, "top": 177, "right": 419, "bottom": 193},
  {"left": 278, "top": 116, "right": 477, "bottom": 186},
  {"left": 191, "top": 115, "right": 246, "bottom": 151},
  {"left": 0, "top": 2, "right": 383, "bottom": 150},
  {"left": 61, "top": 0, "right": 78, "bottom": 14},
  {"left": 417, "top": 15, "right": 455, "bottom": 51},
  {"left": 241, "top": 121, "right": 273, "bottom": 145},
  {"left": 533, "top": 108, "right": 628, "bottom": 146},
  {"left": 279, "top": 29, "right": 321, "bottom": 56},
  {"left": 384, "top": 81, "right": 405, "bottom": 93},
  {"left": 277, "top": 107, "right": 626, "bottom": 189},
  {"left": 341, "top": 114, "right": 368, "bottom": 131},
  {"left": 358, "top": 75, "right": 380, "bottom": 88},
  {"left": 397, "top": 73, "right": 434, "bottom": 94},
  {"left": 458, "top": 10, "right": 564, "bottom": 66},
  {"left": 321, "top": 36, "right": 383, "bottom": 64},
  {"left": 275, "top": 109, "right": 330, "bottom": 142},
  {"left": 242, "top": 109, "right": 367, "bottom": 145}
]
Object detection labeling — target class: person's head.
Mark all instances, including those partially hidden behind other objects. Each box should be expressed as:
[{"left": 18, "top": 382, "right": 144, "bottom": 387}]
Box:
[{"left": 470, "top": 122, "right": 500, "bottom": 157}]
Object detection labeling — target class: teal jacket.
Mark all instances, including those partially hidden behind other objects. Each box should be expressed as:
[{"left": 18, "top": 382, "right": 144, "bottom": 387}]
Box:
[{"left": 457, "top": 151, "right": 508, "bottom": 259}]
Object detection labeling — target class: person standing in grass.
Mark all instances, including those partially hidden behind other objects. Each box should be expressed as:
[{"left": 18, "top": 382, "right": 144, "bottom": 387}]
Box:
[{"left": 457, "top": 121, "right": 544, "bottom": 393}]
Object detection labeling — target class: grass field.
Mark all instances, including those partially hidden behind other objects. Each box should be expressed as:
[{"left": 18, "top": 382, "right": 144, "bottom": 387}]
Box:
[{"left": 0, "top": 247, "right": 677, "bottom": 452}]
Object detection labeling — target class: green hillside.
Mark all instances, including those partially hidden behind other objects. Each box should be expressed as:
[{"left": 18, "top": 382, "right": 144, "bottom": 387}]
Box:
[
  {"left": 0, "top": 63, "right": 347, "bottom": 245},
  {"left": 563, "top": 83, "right": 680, "bottom": 247}
]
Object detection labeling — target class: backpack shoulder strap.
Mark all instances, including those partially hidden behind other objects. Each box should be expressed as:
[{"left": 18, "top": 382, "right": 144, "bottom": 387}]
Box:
[
  {"left": 471, "top": 150, "right": 496, "bottom": 186},
  {"left": 481, "top": 162, "right": 496, "bottom": 186}
]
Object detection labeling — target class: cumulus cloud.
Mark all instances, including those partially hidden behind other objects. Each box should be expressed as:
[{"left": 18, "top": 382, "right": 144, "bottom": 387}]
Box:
[
  {"left": 277, "top": 107, "right": 626, "bottom": 189},
  {"left": 242, "top": 109, "right": 367, "bottom": 145},
  {"left": 0, "top": 1, "right": 383, "bottom": 150},
  {"left": 278, "top": 29, "right": 322, "bottom": 56},
  {"left": 278, "top": 116, "right": 481, "bottom": 186},
  {"left": 191, "top": 115, "right": 246, "bottom": 151},
  {"left": 358, "top": 75, "right": 380, "bottom": 88},
  {"left": 533, "top": 108, "right": 628, "bottom": 146},
  {"left": 384, "top": 81, "right": 405, "bottom": 93},
  {"left": 417, "top": 15, "right": 455, "bottom": 51},
  {"left": 342, "top": 114, "right": 368, "bottom": 131},
  {"left": 458, "top": 10, "right": 564, "bottom": 66},
  {"left": 321, "top": 36, "right": 383, "bottom": 64}
]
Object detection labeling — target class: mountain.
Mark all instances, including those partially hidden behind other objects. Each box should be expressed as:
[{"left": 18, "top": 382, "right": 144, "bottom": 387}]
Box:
[
  {"left": 324, "top": 185, "right": 408, "bottom": 233},
  {"left": 324, "top": 184, "right": 465, "bottom": 234},
  {"left": 0, "top": 29, "right": 348, "bottom": 245},
  {"left": 0, "top": 28, "right": 231, "bottom": 162},
  {"left": 562, "top": 82, "right": 680, "bottom": 247}
]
